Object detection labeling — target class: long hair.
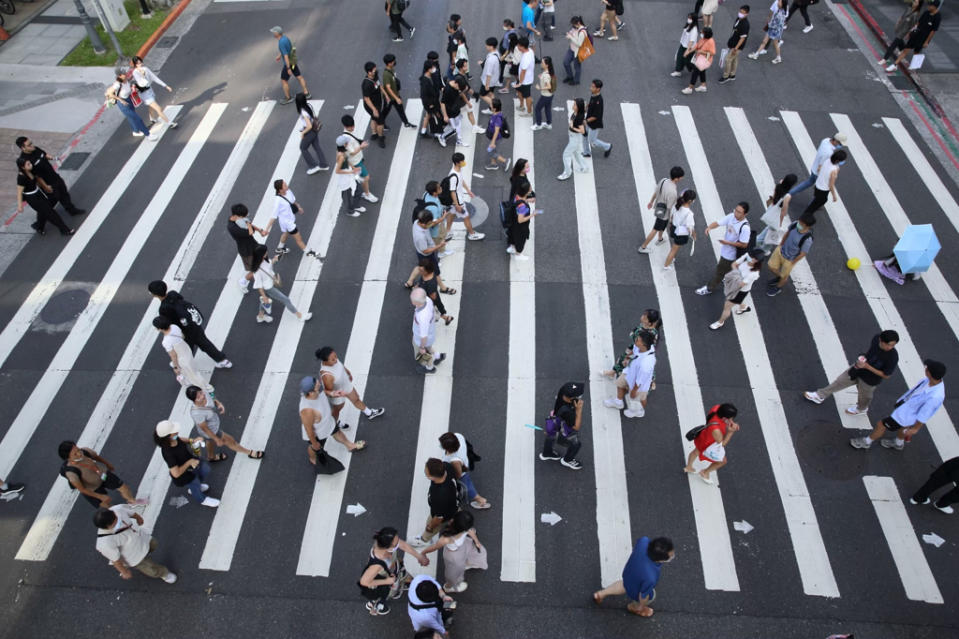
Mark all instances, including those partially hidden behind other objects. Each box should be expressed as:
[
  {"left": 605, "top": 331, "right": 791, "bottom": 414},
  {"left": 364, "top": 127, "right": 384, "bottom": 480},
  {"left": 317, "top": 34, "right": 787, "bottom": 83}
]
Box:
[
  {"left": 771, "top": 174, "right": 798, "bottom": 204},
  {"left": 295, "top": 93, "right": 314, "bottom": 120},
  {"left": 543, "top": 56, "right": 557, "bottom": 93},
  {"left": 573, "top": 97, "right": 586, "bottom": 115},
  {"left": 250, "top": 244, "right": 269, "bottom": 273}
]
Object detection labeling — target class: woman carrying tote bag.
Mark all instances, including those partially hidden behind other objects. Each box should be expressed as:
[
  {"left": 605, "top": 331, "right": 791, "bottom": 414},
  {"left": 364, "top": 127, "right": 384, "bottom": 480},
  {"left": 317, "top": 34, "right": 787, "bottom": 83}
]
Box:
[{"left": 682, "top": 27, "right": 715, "bottom": 94}]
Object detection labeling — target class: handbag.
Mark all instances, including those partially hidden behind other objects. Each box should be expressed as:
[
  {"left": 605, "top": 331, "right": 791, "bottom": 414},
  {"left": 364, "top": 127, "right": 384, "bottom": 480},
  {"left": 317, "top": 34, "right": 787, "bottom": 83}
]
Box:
[
  {"left": 653, "top": 179, "right": 669, "bottom": 220},
  {"left": 577, "top": 29, "right": 595, "bottom": 62},
  {"left": 760, "top": 203, "right": 782, "bottom": 229},
  {"left": 314, "top": 449, "right": 345, "bottom": 475},
  {"left": 685, "top": 424, "right": 707, "bottom": 441},
  {"left": 693, "top": 42, "right": 712, "bottom": 70},
  {"left": 130, "top": 86, "right": 142, "bottom": 108},
  {"left": 722, "top": 268, "right": 744, "bottom": 298}
]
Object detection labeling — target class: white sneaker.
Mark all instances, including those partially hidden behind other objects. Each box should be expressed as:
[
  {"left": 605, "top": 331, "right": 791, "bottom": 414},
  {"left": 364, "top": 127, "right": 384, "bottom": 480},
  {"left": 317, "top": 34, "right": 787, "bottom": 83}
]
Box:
[
  {"left": 885, "top": 64, "right": 897, "bottom": 72},
  {"left": 880, "top": 437, "right": 905, "bottom": 450},
  {"left": 472, "top": 125, "right": 486, "bottom": 134},
  {"left": 557, "top": 173, "right": 571, "bottom": 180},
  {"left": 201, "top": 497, "right": 220, "bottom": 508},
  {"left": 670, "top": 71, "right": 682, "bottom": 77},
  {"left": 132, "top": 131, "right": 145, "bottom": 137},
  {"left": 531, "top": 124, "right": 542, "bottom": 131},
  {"left": 845, "top": 405, "right": 866, "bottom": 415},
  {"left": 300, "top": 312, "right": 313, "bottom": 322},
  {"left": 849, "top": 437, "right": 872, "bottom": 449},
  {"left": 201, "top": 483, "right": 209, "bottom": 492},
  {"left": 147, "top": 134, "right": 159, "bottom": 141},
  {"left": 354, "top": 206, "right": 367, "bottom": 213},
  {"left": 238, "top": 278, "right": 250, "bottom": 293},
  {"left": 215, "top": 359, "right": 233, "bottom": 369},
  {"left": 506, "top": 246, "right": 516, "bottom": 254},
  {"left": 803, "top": 391, "right": 824, "bottom": 404},
  {"left": 934, "top": 503, "right": 955, "bottom": 514},
  {"left": 306, "top": 166, "right": 321, "bottom": 175},
  {"left": 543, "top": 123, "right": 552, "bottom": 130},
  {"left": 803, "top": 24, "right": 814, "bottom": 33},
  {"left": 481, "top": 108, "right": 493, "bottom": 115},
  {"left": 162, "top": 572, "right": 178, "bottom": 584},
  {"left": 772, "top": 56, "right": 782, "bottom": 64},
  {"left": 681, "top": 87, "right": 693, "bottom": 95},
  {"left": 361, "top": 192, "right": 379, "bottom": 203},
  {"left": 257, "top": 314, "right": 273, "bottom": 324},
  {"left": 748, "top": 52, "right": 759, "bottom": 60},
  {"left": 604, "top": 398, "right": 624, "bottom": 409},
  {"left": 663, "top": 263, "right": 674, "bottom": 271},
  {"left": 623, "top": 407, "right": 646, "bottom": 418},
  {"left": 695, "top": 286, "right": 710, "bottom": 295},
  {"left": 694, "top": 86, "right": 707, "bottom": 92},
  {"left": 467, "top": 232, "right": 485, "bottom": 240},
  {"left": 448, "top": 581, "right": 468, "bottom": 593},
  {"left": 637, "top": 245, "right": 651, "bottom": 254},
  {"left": 456, "top": 138, "right": 471, "bottom": 147}
]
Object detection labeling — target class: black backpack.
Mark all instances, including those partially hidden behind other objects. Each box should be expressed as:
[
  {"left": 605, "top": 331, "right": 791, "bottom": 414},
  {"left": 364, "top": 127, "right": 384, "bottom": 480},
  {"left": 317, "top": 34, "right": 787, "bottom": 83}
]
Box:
[
  {"left": 734, "top": 220, "right": 757, "bottom": 259},
  {"left": 438, "top": 173, "right": 458, "bottom": 206},
  {"left": 786, "top": 222, "right": 813, "bottom": 253},
  {"left": 465, "top": 437, "right": 482, "bottom": 468},
  {"left": 500, "top": 116, "right": 511, "bottom": 139},
  {"left": 499, "top": 200, "right": 518, "bottom": 229},
  {"left": 411, "top": 197, "right": 431, "bottom": 222}
]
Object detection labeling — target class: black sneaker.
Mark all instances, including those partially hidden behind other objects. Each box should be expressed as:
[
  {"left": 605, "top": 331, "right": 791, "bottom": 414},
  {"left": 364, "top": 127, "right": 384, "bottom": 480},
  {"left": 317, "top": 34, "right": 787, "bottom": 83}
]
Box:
[
  {"left": 337, "top": 421, "right": 351, "bottom": 431},
  {"left": 0, "top": 482, "right": 25, "bottom": 497},
  {"left": 582, "top": 152, "right": 592, "bottom": 158},
  {"left": 433, "top": 353, "right": 447, "bottom": 365},
  {"left": 604, "top": 144, "right": 612, "bottom": 158},
  {"left": 366, "top": 601, "right": 390, "bottom": 615}
]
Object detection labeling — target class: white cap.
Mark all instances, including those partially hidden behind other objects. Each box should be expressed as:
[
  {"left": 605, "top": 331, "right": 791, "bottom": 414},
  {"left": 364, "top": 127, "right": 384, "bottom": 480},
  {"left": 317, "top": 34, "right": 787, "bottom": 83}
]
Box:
[{"left": 155, "top": 420, "right": 180, "bottom": 437}]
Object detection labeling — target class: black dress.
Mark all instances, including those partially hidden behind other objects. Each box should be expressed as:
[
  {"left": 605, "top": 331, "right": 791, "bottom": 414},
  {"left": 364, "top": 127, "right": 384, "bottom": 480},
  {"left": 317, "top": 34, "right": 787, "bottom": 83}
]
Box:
[{"left": 17, "top": 172, "right": 71, "bottom": 235}]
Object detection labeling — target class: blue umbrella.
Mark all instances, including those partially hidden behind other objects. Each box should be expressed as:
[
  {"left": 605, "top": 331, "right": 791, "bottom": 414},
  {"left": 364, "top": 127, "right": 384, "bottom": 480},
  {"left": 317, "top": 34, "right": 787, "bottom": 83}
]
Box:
[{"left": 894, "top": 224, "right": 940, "bottom": 274}]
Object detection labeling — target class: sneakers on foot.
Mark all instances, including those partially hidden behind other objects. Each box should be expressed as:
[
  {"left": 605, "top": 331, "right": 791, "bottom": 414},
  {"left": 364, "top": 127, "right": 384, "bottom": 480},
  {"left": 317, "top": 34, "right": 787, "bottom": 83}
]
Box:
[
  {"left": 473, "top": 125, "right": 486, "bottom": 134},
  {"left": 539, "top": 453, "right": 562, "bottom": 461},
  {"left": 200, "top": 483, "right": 209, "bottom": 492},
  {"left": 637, "top": 245, "right": 651, "bottom": 253},
  {"left": 670, "top": 71, "right": 683, "bottom": 77},
  {"left": 772, "top": 56, "right": 782, "bottom": 64},
  {"left": 849, "top": 437, "right": 872, "bottom": 449},
  {"left": 481, "top": 108, "right": 493, "bottom": 115},
  {"left": 803, "top": 391, "right": 824, "bottom": 404},
  {"left": 803, "top": 24, "right": 814, "bottom": 33},
  {"left": 467, "top": 232, "right": 485, "bottom": 240},
  {"left": 367, "top": 601, "right": 391, "bottom": 615},
  {"left": 132, "top": 131, "right": 145, "bottom": 137},
  {"left": 557, "top": 173, "right": 572, "bottom": 180},
  {"left": 361, "top": 192, "right": 379, "bottom": 203},
  {"left": 392, "top": 36, "right": 404, "bottom": 42},
  {"left": 766, "top": 287, "right": 783, "bottom": 297},
  {"left": 694, "top": 85, "right": 708, "bottom": 92},
  {"left": 845, "top": 405, "right": 866, "bottom": 415},
  {"left": 934, "top": 503, "right": 955, "bottom": 514},
  {"left": 561, "top": 458, "right": 584, "bottom": 470},
  {"left": 147, "top": 134, "right": 159, "bottom": 141},
  {"left": 885, "top": 63, "right": 897, "bottom": 72},
  {"left": 623, "top": 408, "right": 645, "bottom": 418},
  {"left": 681, "top": 87, "right": 694, "bottom": 94},
  {"left": 663, "top": 263, "right": 674, "bottom": 271},
  {"left": 201, "top": 497, "right": 220, "bottom": 508},
  {"left": 506, "top": 245, "right": 517, "bottom": 254},
  {"left": 215, "top": 359, "right": 233, "bottom": 369},
  {"left": 0, "top": 482, "right": 25, "bottom": 497},
  {"left": 433, "top": 353, "right": 446, "bottom": 365},
  {"left": 367, "top": 407, "right": 385, "bottom": 420},
  {"left": 162, "top": 572, "right": 178, "bottom": 584},
  {"left": 504, "top": 157, "right": 512, "bottom": 172},
  {"left": 257, "top": 314, "right": 274, "bottom": 324},
  {"left": 300, "top": 312, "right": 313, "bottom": 322},
  {"left": 695, "top": 286, "right": 711, "bottom": 295},
  {"left": 603, "top": 398, "right": 625, "bottom": 409},
  {"left": 346, "top": 210, "right": 362, "bottom": 217},
  {"left": 709, "top": 321, "right": 724, "bottom": 330},
  {"left": 910, "top": 496, "right": 931, "bottom": 505},
  {"left": 306, "top": 166, "right": 322, "bottom": 175},
  {"left": 880, "top": 437, "right": 904, "bottom": 450},
  {"left": 409, "top": 27, "right": 416, "bottom": 39},
  {"left": 280, "top": 97, "right": 294, "bottom": 105},
  {"left": 747, "top": 52, "right": 759, "bottom": 60},
  {"left": 409, "top": 535, "right": 428, "bottom": 547}
]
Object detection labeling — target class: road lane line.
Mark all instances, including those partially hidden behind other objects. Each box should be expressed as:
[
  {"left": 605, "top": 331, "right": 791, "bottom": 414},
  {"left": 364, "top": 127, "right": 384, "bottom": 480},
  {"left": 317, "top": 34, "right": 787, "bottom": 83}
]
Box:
[
  {"left": 863, "top": 475, "right": 943, "bottom": 604},
  {"left": 200, "top": 103, "right": 373, "bottom": 571},
  {"left": 0, "top": 105, "right": 181, "bottom": 369},
  {"left": 622, "top": 103, "right": 740, "bottom": 591},
  {"left": 725, "top": 107, "right": 861, "bottom": 429},
  {"left": 14, "top": 101, "right": 276, "bottom": 561},
  {"left": 783, "top": 111, "right": 959, "bottom": 462},
  {"left": 296, "top": 101, "right": 424, "bottom": 577},
  {"left": 674, "top": 105, "right": 839, "bottom": 598},
  {"left": 499, "top": 106, "right": 537, "bottom": 583},
  {"left": 0, "top": 104, "right": 225, "bottom": 483},
  {"left": 568, "top": 100, "right": 633, "bottom": 589}
]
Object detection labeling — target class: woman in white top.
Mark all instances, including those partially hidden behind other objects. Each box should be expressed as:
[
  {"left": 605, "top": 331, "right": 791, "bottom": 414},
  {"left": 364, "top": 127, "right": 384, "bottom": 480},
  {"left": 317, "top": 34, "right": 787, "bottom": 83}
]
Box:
[
  {"left": 130, "top": 56, "right": 176, "bottom": 129},
  {"left": 104, "top": 71, "right": 156, "bottom": 140},
  {"left": 502, "top": 33, "right": 520, "bottom": 92},
  {"left": 152, "top": 316, "right": 213, "bottom": 393},
  {"left": 710, "top": 249, "right": 765, "bottom": 330},
  {"left": 557, "top": 97, "right": 588, "bottom": 180},
  {"left": 294, "top": 92, "right": 329, "bottom": 175},
  {"left": 420, "top": 510, "right": 488, "bottom": 593},
  {"left": 701, "top": 0, "right": 719, "bottom": 28},
  {"left": 664, "top": 189, "right": 698, "bottom": 270},
  {"left": 250, "top": 245, "right": 312, "bottom": 324},
  {"left": 747, "top": 0, "right": 787, "bottom": 63},
  {"left": 316, "top": 346, "right": 385, "bottom": 429},
  {"left": 803, "top": 149, "right": 846, "bottom": 217},
  {"left": 531, "top": 56, "right": 556, "bottom": 131},
  {"left": 758, "top": 174, "right": 796, "bottom": 255},
  {"left": 671, "top": 13, "right": 700, "bottom": 76},
  {"left": 438, "top": 431, "right": 490, "bottom": 509}
]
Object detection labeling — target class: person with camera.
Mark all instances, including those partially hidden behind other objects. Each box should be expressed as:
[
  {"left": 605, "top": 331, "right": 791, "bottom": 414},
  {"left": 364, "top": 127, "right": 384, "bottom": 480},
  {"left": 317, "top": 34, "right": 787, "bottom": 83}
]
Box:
[
  {"left": 539, "top": 382, "right": 586, "bottom": 471},
  {"left": 408, "top": 574, "right": 455, "bottom": 637},
  {"left": 804, "top": 330, "right": 900, "bottom": 415}
]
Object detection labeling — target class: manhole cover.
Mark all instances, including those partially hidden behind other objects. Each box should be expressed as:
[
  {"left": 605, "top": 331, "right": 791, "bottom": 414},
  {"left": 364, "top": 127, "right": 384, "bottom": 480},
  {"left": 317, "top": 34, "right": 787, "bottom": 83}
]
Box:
[
  {"left": 465, "top": 197, "right": 489, "bottom": 227},
  {"left": 59, "top": 152, "right": 89, "bottom": 171},
  {"left": 795, "top": 420, "right": 868, "bottom": 481},
  {"left": 38, "top": 287, "right": 91, "bottom": 327},
  {"left": 155, "top": 36, "right": 179, "bottom": 49}
]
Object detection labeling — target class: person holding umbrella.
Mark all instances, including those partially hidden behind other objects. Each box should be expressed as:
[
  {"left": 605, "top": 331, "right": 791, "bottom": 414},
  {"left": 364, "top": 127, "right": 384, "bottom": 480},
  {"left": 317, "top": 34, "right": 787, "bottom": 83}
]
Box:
[{"left": 875, "top": 223, "right": 940, "bottom": 285}]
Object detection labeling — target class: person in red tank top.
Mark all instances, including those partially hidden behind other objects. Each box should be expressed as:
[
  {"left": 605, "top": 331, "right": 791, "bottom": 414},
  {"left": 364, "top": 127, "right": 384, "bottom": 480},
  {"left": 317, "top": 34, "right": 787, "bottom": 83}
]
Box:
[{"left": 684, "top": 403, "right": 740, "bottom": 484}]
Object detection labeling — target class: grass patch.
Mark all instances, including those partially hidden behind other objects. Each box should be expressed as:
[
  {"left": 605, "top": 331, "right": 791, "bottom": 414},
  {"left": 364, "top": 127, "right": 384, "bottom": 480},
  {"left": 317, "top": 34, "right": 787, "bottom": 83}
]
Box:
[{"left": 60, "top": 0, "right": 171, "bottom": 67}]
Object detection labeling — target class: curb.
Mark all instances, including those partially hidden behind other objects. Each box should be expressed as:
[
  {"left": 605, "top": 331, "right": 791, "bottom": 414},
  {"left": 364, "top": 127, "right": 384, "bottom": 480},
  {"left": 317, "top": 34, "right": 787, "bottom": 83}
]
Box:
[{"left": 137, "top": 0, "right": 194, "bottom": 59}]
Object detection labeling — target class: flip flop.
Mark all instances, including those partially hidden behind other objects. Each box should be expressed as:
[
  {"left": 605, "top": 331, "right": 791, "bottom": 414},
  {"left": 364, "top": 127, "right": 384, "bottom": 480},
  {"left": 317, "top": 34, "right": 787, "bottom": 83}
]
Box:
[
  {"left": 350, "top": 440, "right": 368, "bottom": 452},
  {"left": 210, "top": 452, "right": 229, "bottom": 462},
  {"left": 440, "top": 287, "right": 457, "bottom": 295},
  {"left": 444, "top": 316, "right": 455, "bottom": 326},
  {"left": 698, "top": 472, "right": 715, "bottom": 485},
  {"left": 683, "top": 467, "right": 697, "bottom": 474},
  {"left": 470, "top": 499, "right": 492, "bottom": 510},
  {"left": 734, "top": 306, "right": 752, "bottom": 315},
  {"left": 248, "top": 450, "right": 265, "bottom": 459}
]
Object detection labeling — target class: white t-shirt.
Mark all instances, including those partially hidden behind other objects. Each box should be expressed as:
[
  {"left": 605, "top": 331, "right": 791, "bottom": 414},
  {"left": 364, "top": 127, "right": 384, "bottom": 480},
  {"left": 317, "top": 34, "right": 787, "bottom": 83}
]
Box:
[
  {"left": 253, "top": 258, "right": 277, "bottom": 291},
  {"left": 718, "top": 213, "right": 750, "bottom": 261},
  {"left": 440, "top": 432, "right": 470, "bottom": 470},
  {"left": 407, "top": 575, "right": 446, "bottom": 634},
  {"left": 518, "top": 49, "right": 536, "bottom": 85},
  {"left": 680, "top": 25, "right": 699, "bottom": 48},
  {"left": 297, "top": 109, "right": 314, "bottom": 133},
  {"left": 815, "top": 161, "right": 839, "bottom": 191},
  {"left": 96, "top": 504, "right": 150, "bottom": 566},
  {"left": 733, "top": 254, "right": 760, "bottom": 292},
  {"left": 412, "top": 298, "right": 436, "bottom": 346},
  {"left": 624, "top": 347, "right": 656, "bottom": 392},
  {"left": 273, "top": 190, "right": 298, "bottom": 233},
  {"left": 343, "top": 132, "right": 363, "bottom": 166},
  {"left": 481, "top": 50, "right": 502, "bottom": 87},
  {"left": 162, "top": 325, "right": 187, "bottom": 354},
  {"left": 449, "top": 168, "right": 469, "bottom": 204},
  {"left": 672, "top": 206, "right": 695, "bottom": 235},
  {"left": 811, "top": 137, "right": 836, "bottom": 174}
]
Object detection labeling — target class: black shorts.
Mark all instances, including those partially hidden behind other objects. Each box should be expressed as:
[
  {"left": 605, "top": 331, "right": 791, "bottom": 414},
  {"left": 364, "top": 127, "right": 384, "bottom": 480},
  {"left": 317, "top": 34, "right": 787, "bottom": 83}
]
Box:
[
  {"left": 280, "top": 64, "right": 302, "bottom": 81},
  {"left": 364, "top": 102, "right": 386, "bottom": 125},
  {"left": 672, "top": 234, "right": 689, "bottom": 245},
  {"left": 906, "top": 33, "right": 927, "bottom": 52},
  {"left": 318, "top": 423, "right": 342, "bottom": 447},
  {"left": 729, "top": 291, "right": 748, "bottom": 304},
  {"left": 286, "top": 226, "right": 300, "bottom": 236},
  {"left": 653, "top": 217, "right": 668, "bottom": 231},
  {"left": 517, "top": 84, "right": 531, "bottom": 98},
  {"left": 882, "top": 415, "right": 904, "bottom": 431},
  {"left": 509, "top": 63, "right": 519, "bottom": 76},
  {"left": 479, "top": 85, "right": 494, "bottom": 96}
]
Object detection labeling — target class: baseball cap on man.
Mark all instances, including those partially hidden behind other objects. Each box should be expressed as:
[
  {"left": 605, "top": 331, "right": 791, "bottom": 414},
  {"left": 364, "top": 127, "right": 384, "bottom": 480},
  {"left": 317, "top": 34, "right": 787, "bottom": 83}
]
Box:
[
  {"left": 269, "top": 26, "right": 283, "bottom": 35},
  {"left": 832, "top": 132, "right": 848, "bottom": 145},
  {"left": 925, "top": 359, "right": 947, "bottom": 380},
  {"left": 561, "top": 382, "right": 585, "bottom": 399},
  {"left": 156, "top": 420, "right": 180, "bottom": 437},
  {"left": 300, "top": 376, "right": 318, "bottom": 395}
]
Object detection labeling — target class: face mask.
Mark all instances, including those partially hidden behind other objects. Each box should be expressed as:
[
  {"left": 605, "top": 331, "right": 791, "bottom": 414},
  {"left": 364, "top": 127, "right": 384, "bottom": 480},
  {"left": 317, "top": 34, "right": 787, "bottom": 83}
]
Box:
[
  {"left": 737, "top": 12, "right": 746, "bottom": 18},
  {"left": 687, "top": 19, "right": 693, "bottom": 24},
  {"left": 797, "top": 223, "right": 806, "bottom": 232}
]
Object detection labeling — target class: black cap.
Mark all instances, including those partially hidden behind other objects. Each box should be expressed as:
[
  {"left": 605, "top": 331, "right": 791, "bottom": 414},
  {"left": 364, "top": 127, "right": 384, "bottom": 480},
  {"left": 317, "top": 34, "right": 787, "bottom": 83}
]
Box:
[
  {"left": 930, "top": 0, "right": 941, "bottom": 8},
  {"left": 748, "top": 248, "right": 766, "bottom": 260},
  {"left": 924, "top": 359, "right": 947, "bottom": 380},
  {"left": 561, "top": 382, "right": 584, "bottom": 399}
]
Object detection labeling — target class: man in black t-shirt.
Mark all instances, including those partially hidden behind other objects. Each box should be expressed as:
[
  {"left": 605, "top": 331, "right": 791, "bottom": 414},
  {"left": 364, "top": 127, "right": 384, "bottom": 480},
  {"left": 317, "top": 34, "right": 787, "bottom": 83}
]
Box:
[
  {"left": 719, "top": 5, "right": 750, "bottom": 83},
  {"left": 148, "top": 280, "right": 232, "bottom": 368},
  {"left": 16, "top": 136, "right": 86, "bottom": 216},
  {"left": 540, "top": 382, "right": 585, "bottom": 470},
  {"left": 227, "top": 203, "right": 263, "bottom": 294},
  {"left": 888, "top": 0, "right": 941, "bottom": 72},
  {"left": 441, "top": 77, "right": 467, "bottom": 145},
  {"left": 411, "top": 458, "right": 460, "bottom": 545},
  {"left": 582, "top": 79, "right": 612, "bottom": 158},
  {"left": 804, "top": 330, "right": 900, "bottom": 415},
  {"left": 362, "top": 61, "right": 387, "bottom": 148}
]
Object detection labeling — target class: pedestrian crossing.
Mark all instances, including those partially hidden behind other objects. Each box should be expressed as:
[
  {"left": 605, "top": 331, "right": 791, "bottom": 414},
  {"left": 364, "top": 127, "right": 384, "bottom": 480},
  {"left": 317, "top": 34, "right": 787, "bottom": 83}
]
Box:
[{"left": 3, "top": 95, "right": 958, "bottom": 611}]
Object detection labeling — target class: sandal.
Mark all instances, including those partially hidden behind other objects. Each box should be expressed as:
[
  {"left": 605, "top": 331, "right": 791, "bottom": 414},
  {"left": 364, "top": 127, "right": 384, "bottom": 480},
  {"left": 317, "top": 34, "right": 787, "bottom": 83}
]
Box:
[
  {"left": 734, "top": 306, "right": 752, "bottom": 315},
  {"left": 210, "top": 452, "right": 229, "bottom": 462},
  {"left": 350, "top": 440, "right": 368, "bottom": 452},
  {"left": 444, "top": 315, "right": 455, "bottom": 326},
  {"left": 440, "top": 287, "right": 457, "bottom": 295},
  {"left": 248, "top": 450, "right": 265, "bottom": 459},
  {"left": 698, "top": 471, "right": 715, "bottom": 485},
  {"left": 470, "top": 499, "right": 492, "bottom": 510}
]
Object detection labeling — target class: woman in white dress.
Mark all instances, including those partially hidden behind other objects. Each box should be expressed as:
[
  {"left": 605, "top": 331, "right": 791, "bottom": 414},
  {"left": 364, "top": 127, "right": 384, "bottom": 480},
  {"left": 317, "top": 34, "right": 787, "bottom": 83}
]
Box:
[
  {"left": 710, "top": 249, "right": 765, "bottom": 330},
  {"left": 757, "top": 174, "right": 796, "bottom": 255},
  {"left": 421, "top": 510, "right": 488, "bottom": 593}
]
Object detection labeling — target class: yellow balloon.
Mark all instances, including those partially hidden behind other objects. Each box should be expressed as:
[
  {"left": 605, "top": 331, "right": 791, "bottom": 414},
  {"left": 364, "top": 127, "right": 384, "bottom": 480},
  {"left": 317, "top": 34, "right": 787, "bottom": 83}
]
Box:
[{"left": 846, "top": 257, "right": 861, "bottom": 271}]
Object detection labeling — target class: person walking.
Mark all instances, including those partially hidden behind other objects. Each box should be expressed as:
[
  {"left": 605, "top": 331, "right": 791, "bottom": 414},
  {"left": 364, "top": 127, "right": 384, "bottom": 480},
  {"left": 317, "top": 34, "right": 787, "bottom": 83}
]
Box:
[
  {"left": 681, "top": 27, "right": 715, "bottom": 94},
  {"left": 382, "top": 54, "right": 416, "bottom": 131},
  {"left": 887, "top": 0, "right": 941, "bottom": 72},
  {"left": 410, "top": 458, "right": 462, "bottom": 546},
  {"left": 879, "top": 0, "right": 922, "bottom": 67},
  {"left": 801, "top": 151, "right": 846, "bottom": 217},
  {"left": 594, "top": 0, "right": 625, "bottom": 41},
  {"left": 446, "top": 152, "right": 486, "bottom": 240},
  {"left": 300, "top": 376, "right": 367, "bottom": 469},
  {"left": 694, "top": 202, "right": 751, "bottom": 295},
  {"left": 557, "top": 98, "right": 589, "bottom": 180},
  {"left": 16, "top": 136, "right": 85, "bottom": 217},
  {"left": 385, "top": 0, "right": 415, "bottom": 43},
  {"left": 718, "top": 6, "right": 751, "bottom": 84},
  {"left": 804, "top": 330, "right": 900, "bottom": 415},
  {"left": 784, "top": 0, "right": 815, "bottom": 33},
  {"left": 709, "top": 249, "right": 765, "bottom": 329},
  {"left": 341, "top": 115, "right": 380, "bottom": 203},
  {"left": 478, "top": 38, "right": 503, "bottom": 112},
  {"left": 850, "top": 360, "right": 947, "bottom": 451},
  {"left": 602, "top": 310, "right": 663, "bottom": 379},
  {"left": 104, "top": 71, "right": 157, "bottom": 140},
  {"left": 362, "top": 61, "right": 388, "bottom": 148},
  {"left": 540, "top": 381, "right": 586, "bottom": 470},
  {"left": 130, "top": 56, "right": 177, "bottom": 129},
  {"left": 531, "top": 57, "right": 557, "bottom": 131},
  {"left": 514, "top": 37, "right": 536, "bottom": 116},
  {"left": 358, "top": 526, "right": 429, "bottom": 616},
  {"left": 415, "top": 259, "right": 455, "bottom": 326},
  {"left": 333, "top": 139, "right": 366, "bottom": 218},
  {"left": 153, "top": 316, "right": 215, "bottom": 391},
  {"left": 185, "top": 385, "right": 264, "bottom": 461},
  {"left": 411, "top": 287, "right": 447, "bottom": 374},
  {"left": 407, "top": 576, "right": 456, "bottom": 636},
  {"left": 757, "top": 174, "right": 796, "bottom": 255},
  {"left": 701, "top": 0, "right": 719, "bottom": 28},
  {"left": 438, "top": 431, "right": 489, "bottom": 509},
  {"left": 765, "top": 215, "right": 815, "bottom": 297},
  {"left": 154, "top": 420, "right": 220, "bottom": 507},
  {"left": 294, "top": 93, "right": 329, "bottom": 176},
  {"left": 639, "top": 166, "right": 684, "bottom": 252},
  {"left": 663, "top": 189, "right": 698, "bottom": 270},
  {"left": 683, "top": 403, "right": 741, "bottom": 484},
  {"left": 0, "top": 478, "right": 25, "bottom": 498},
  {"left": 604, "top": 330, "right": 657, "bottom": 418},
  {"left": 582, "top": 79, "right": 612, "bottom": 158},
  {"left": 789, "top": 133, "right": 846, "bottom": 197},
  {"left": 506, "top": 178, "right": 535, "bottom": 261},
  {"left": 484, "top": 98, "right": 512, "bottom": 171},
  {"left": 421, "top": 510, "right": 488, "bottom": 593},
  {"left": 316, "top": 346, "right": 385, "bottom": 429},
  {"left": 149, "top": 280, "right": 232, "bottom": 368},
  {"left": 593, "top": 536, "right": 675, "bottom": 617},
  {"left": 419, "top": 59, "right": 447, "bottom": 147},
  {"left": 408, "top": 209, "right": 449, "bottom": 288},
  {"left": 270, "top": 26, "right": 310, "bottom": 105},
  {"left": 58, "top": 441, "right": 141, "bottom": 508},
  {"left": 250, "top": 245, "right": 313, "bottom": 323},
  {"left": 94, "top": 505, "right": 177, "bottom": 583},
  {"left": 227, "top": 203, "right": 264, "bottom": 295},
  {"left": 15, "top": 158, "right": 74, "bottom": 236},
  {"left": 747, "top": 0, "right": 786, "bottom": 64},
  {"left": 910, "top": 457, "right": 959, "bottom": 514},
  {"left": 262, "top": 179, "right": 320, "bottom": 258},
  {"left": 563, "top": 16, "right": 589, "bottom": 86},
  {"left": 671, "top": 14, "right": 700, "bottom": 77}
]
